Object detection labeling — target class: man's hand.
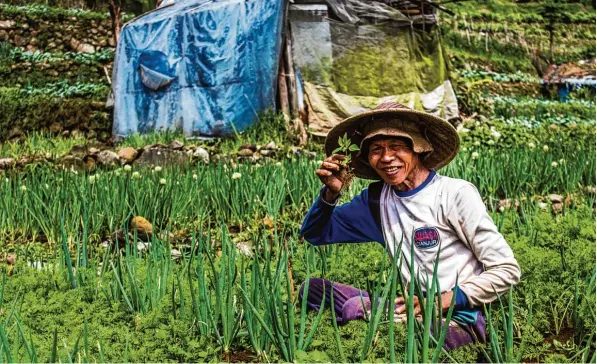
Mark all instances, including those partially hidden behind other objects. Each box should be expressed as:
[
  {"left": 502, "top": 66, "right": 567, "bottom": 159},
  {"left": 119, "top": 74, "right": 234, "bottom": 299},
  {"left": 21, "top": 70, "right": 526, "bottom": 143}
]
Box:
[
  {"left": 394, "top": 291, "right": 454, "bottom": 315},
  {"left": 315, "top": 154, "right": 347, "bottom": 202}
]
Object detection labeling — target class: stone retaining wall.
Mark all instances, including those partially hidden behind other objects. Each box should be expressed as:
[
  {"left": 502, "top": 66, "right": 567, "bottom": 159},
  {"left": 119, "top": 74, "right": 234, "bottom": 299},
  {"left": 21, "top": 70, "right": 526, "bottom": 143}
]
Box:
[{"left": 0, "top": 12, "right": 115, "bottom": 54}]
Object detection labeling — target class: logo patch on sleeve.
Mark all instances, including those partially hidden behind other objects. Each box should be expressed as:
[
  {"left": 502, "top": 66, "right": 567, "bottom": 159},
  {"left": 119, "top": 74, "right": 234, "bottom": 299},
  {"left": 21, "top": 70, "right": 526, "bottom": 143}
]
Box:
[{"left": 413, "top": 227, "right": 440, "bottom": 250}]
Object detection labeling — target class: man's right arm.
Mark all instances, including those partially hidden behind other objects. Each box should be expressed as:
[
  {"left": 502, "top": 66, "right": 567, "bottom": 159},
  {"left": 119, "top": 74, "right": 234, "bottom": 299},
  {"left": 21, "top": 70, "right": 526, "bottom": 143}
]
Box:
[{"left": 299, "top": 185, "right": 385, "bottom": 246}]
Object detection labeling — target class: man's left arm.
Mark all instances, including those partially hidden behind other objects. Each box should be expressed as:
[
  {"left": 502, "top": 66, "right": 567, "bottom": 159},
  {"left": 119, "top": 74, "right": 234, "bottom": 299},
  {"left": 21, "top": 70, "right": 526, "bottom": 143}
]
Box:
[{"left": 448, "top": 183, "right": 521, "bottom": 307}]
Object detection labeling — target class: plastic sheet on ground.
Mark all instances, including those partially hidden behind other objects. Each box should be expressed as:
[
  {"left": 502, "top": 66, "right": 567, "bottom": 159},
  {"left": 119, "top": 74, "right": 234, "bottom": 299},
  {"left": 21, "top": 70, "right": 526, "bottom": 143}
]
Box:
[{"left": 112, "top": 0, "right": 284, "bottom": 139}]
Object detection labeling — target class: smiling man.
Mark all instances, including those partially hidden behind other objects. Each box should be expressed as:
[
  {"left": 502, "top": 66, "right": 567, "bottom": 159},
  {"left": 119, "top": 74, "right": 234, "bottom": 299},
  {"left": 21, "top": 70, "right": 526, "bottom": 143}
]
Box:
[{"left": 299, "top": 102, "right": 521, "bottom": 350}]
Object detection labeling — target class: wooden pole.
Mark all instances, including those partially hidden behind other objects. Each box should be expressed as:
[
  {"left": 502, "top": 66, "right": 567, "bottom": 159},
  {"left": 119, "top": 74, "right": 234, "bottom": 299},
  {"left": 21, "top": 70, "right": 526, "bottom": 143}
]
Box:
[
  {"left": 283, "top": 25, "right": 307, "bottom": 146},
  {"left": 277, "top": 0, "right": 292, "bottom": 131},
  {"left": 278, "top": 52, "right": 291, "bottom": 131},
  {"left": 284, "top": 25, "right": 298, "bottom": 118}
]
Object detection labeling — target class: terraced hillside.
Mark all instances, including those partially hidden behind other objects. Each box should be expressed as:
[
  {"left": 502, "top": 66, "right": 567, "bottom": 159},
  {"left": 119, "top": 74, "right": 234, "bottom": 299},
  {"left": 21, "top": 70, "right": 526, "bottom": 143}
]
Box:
[
  {"left": 442, "top": 1, "right": 595, "bottom": 74},
  {"left": 0, "top": 3, "right": 130, "bottom": 140},
  {"left": 438, "top": 0, "right": 595, "bottom": 150}
]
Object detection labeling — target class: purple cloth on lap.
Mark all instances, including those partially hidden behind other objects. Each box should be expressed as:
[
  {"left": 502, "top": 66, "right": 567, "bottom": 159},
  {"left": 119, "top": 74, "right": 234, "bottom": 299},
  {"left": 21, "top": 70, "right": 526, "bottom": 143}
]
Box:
[{"left": 299, "top": 277, "right": 486, "bottom": 350}]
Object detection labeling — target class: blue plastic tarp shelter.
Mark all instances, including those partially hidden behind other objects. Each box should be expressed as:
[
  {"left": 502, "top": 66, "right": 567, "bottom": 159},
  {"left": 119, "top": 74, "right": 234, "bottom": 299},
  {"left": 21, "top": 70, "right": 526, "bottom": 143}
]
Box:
[{"left": 112, "top": 0, "right": 284, "bottom": 139}]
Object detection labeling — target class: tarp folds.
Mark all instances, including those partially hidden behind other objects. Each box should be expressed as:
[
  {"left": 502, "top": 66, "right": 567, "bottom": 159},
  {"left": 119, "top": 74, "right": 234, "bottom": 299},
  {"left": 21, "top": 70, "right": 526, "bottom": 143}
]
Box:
[
  {"left": 290, "top": 3, "right": 458, "bottom": 136},
  {"left": 112, "top": 0, "right": 284, "bottom": 139},
  {"left": 326, "top": 0, "right": 436, "bottom": 25}
]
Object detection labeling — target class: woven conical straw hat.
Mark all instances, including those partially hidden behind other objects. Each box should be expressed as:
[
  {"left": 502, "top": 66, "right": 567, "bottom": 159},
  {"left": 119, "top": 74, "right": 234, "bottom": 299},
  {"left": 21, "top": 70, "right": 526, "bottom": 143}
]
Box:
[{"left": 324, "top": 102, "right": 460, "bottom": 180}]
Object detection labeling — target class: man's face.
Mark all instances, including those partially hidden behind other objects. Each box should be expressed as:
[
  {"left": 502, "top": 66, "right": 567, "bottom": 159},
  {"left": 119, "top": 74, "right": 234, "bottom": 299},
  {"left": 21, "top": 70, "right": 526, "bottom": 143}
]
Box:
[{"left": 367, "top": 137, "right": 420, "bottom": 185}]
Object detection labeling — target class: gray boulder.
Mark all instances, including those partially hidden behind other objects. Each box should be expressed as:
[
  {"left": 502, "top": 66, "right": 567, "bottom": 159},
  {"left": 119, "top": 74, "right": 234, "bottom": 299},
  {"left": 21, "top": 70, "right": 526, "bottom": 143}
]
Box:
[
  {"left": 135, "top": 147, "right": 188, "bottom": 167},
  {"left": 97, "top": 150, "right": 119, "bottom": 166}
]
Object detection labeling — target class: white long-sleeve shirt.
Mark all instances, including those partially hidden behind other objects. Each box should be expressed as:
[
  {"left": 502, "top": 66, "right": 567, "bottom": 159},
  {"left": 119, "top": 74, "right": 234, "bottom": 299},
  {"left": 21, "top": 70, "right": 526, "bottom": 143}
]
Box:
[{"left": 379, "top": 173, "right": 521, "bottom": 306}]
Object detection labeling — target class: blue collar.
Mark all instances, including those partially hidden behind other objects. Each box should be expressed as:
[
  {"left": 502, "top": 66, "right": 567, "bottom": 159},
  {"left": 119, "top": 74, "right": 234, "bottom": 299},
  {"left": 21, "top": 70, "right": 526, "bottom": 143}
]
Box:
[{"left": 392, "top": 170, "right": 436, "bottom": 197}]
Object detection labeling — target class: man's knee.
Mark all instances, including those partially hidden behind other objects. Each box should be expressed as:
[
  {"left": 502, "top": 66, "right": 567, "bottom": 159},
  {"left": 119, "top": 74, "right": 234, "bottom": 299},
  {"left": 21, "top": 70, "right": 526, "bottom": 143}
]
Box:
[{"left": 299, "top": 277, "right": 326, "bottom": 300}]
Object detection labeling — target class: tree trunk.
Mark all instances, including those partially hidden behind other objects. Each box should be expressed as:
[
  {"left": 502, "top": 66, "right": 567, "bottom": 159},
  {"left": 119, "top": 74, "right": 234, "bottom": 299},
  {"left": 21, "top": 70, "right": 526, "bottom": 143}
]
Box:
[
  {"left": 109, "top": 1, "right": 123, "bottom": 46},
  {"left": 548, "top": 27, "right": 554, "bottom": 63}
]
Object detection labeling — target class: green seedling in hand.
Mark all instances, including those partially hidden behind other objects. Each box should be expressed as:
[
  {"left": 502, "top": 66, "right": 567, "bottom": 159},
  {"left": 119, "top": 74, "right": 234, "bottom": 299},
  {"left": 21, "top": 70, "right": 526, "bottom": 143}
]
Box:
[
  {"left": 332, "top": 133, "right": 360, "bottom": 191},
  {"left": 333, "top": 133, "right": 360, "bottom": 166}
]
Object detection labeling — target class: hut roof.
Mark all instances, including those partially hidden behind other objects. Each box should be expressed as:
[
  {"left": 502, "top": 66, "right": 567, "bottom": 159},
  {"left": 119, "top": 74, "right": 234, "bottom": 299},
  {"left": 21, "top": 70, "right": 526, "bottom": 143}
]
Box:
[{"left": 543, "top": 59, "right": 596, "bottom": 86}]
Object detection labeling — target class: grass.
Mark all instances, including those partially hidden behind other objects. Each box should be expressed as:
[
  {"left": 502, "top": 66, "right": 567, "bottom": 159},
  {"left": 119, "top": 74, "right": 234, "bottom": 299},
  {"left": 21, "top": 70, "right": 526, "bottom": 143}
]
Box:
[
  {"left": 1, "top": 142, "right": 594, "bottom": 245},
  {"left": 0, "top": 202, "right": 593, "bottom": 362},
  {"left": 0, "top": 138, "right": 594, "bottom": 361},
  {"left": 117, "top": 109, "right": 296, "bottom": 154},
  {"left": 0, "top": 132, "right": 88, "bottom": 159}
]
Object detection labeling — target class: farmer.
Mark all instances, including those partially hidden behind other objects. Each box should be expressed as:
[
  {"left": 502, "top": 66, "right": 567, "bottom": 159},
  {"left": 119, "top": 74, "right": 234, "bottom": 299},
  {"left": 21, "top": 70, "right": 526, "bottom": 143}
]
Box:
[{"left": 299, "top": 102, "right": 521, "bottom": 350}]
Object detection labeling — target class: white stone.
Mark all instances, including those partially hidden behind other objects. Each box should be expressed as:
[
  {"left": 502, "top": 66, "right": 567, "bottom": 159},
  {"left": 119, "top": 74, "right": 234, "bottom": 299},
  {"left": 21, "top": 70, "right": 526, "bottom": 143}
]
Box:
[
  {"left": 0, "top": 20, "right": 16, "bottom": 29},
  {"left": 193, "top": 147, "right": 210, "bottom": 164}
]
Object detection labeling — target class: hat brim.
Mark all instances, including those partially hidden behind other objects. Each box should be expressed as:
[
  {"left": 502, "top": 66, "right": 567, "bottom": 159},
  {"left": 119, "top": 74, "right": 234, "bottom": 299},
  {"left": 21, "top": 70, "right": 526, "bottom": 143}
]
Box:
[{"left": 324, "top": 108, "right": 460, "bottom": 180}]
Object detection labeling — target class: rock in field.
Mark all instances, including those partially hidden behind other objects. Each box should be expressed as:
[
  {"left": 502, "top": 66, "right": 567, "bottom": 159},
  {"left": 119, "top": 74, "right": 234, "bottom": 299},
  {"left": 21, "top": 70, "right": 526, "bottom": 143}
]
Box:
[
  {"left": 548, "top": 194, "right": 564, "bottom": 204},
  {"left": 59, "top": 156, "right": 85, "bottom": 170},
  {"left": 83, "top": 155, "right": 96, "bottom": 172},
  {"left": 0, "top": 20, "right": 16, "bottom": 29},
  {"left": 239, "top": 144, "right": 257, "bottom": 152},
  {"left": 118, "top": 147, "right": 138, "bottom": 163},
  {"left": 237, "top": 148, "right": 253, "bottom": 157},
  {"left": 0, "top": 158, "right": 16, "bottom": 169},
  {"left": 88, "top": 147, "right": 101, "bottom": 155},
  {"left": 130, "top": 216, "right": 153, "bottom": 238},
  {"left": 69, "top": 144, "right": 88, "bottom": 157},
  {"left": 96, "top": 150, "right": 119, "bottom": 166},
  {"left": 49, "top": 122, "right": 63, "bottom": 134},
  {"left": 168, "top": 140, "right": 184, "bottom": 150},
  {"left": 170, "top": 249, "right": 182, "bottom": 259},
  {"left": 135, "top": 147, "right": 187, "bottom": 167},
  {"left": 192, "top": 147, "right": 210, "bottom": 164}
]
